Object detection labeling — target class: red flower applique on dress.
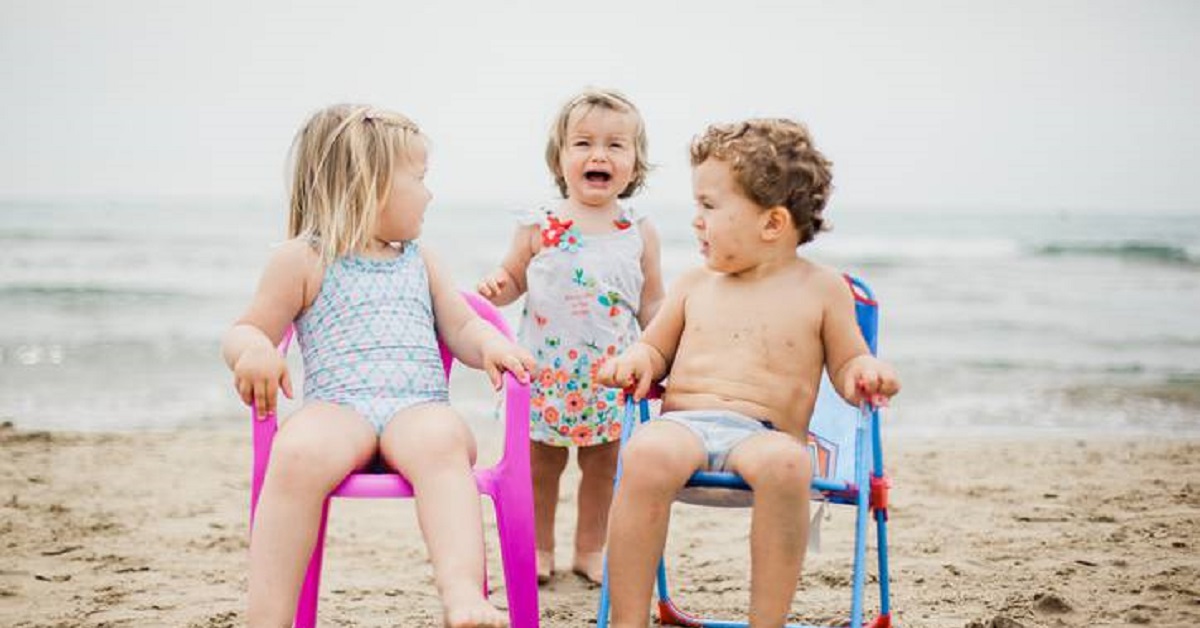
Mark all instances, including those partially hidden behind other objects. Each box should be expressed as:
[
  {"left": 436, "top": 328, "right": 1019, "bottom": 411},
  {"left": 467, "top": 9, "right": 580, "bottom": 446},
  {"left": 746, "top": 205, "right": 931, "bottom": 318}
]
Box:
[
  {"left": 541, "top": 214, "right": 582, "bottom": 251},
  {"left": 541, "top": 215, "right": 572, "bottom": 248}
]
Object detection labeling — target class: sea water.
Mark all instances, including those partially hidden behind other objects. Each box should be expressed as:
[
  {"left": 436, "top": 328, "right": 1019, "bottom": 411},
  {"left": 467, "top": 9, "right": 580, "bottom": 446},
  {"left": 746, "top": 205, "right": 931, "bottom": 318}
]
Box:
[{"left": 1, "top": 198, "right": 1197, "bottom": 435}]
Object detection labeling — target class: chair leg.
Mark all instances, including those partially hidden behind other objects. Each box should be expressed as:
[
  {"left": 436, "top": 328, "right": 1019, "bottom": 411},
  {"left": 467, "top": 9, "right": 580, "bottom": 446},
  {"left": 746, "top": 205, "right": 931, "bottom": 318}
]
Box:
[
  {"left": 597, "top": 563, "right": 611, "bottom": 628},
  {"left": 492, "top": 493, "right": 540, "bottom": 628},
  {"left": 294, "top": 499, "right": 330, "bottom": 628},
  {"left": 655, "top": 558, "right": 706, "bottom": 627},
  {"left": 850, "top": 423, "right": 872, "bottom": 628}
]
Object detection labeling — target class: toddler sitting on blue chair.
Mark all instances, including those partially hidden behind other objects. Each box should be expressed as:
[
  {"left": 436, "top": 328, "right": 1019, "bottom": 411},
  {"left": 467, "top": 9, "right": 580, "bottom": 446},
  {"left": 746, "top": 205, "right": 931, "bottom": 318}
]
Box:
[{"left": 597, "top": 118, "right": 900, "bottom": 628}]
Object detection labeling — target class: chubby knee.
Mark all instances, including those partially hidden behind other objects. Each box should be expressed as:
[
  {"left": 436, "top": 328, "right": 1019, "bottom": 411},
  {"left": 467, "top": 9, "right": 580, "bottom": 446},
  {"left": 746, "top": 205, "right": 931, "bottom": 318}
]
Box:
[
  {"left": 422, "top": 419, "right": 472, "bottom": 456},
  {"left": 385, "top": 406, "right": 475, "bottom": 467},
  {"left": 532, "top": 441, "right": 570, "bottom": 474},
  {"left": 619, "top": 428, "right": 700, "bottom": 489},
  {"left": 577, "top": 441, "right": 619, "bottom": 478},
  {"left": 620, "top": 432, "right": 670, "bottom": 471},
  {"left": 737, "top": 436, "right": 812, "bottom": 493},
  {"left": 269, "top": 433, "right": 355, "bottom": 492}
]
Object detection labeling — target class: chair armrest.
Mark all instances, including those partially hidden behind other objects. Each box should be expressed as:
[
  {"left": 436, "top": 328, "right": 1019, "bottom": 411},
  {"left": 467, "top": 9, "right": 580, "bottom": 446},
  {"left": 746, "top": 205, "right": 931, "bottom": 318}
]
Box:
[
  {"left": 250, "top": 408, "right": 278, "bottom": 519},
  {"left": 250, "top": 326, "right": 292, "bottom": 518},
  {"left": 456, "top": 290, "right": 530, "bottom": 473},
  {"left": 497, "top": 371, "right": 532, "bottom": 474}
]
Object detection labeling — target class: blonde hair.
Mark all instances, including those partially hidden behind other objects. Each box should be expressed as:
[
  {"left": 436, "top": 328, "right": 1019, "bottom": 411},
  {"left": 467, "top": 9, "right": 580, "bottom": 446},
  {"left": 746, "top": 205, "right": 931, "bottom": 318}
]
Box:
[
  {"left": 287, "top": 104, "right": 423, "bottom": 267},
  {"left": 545, "top": 88, "right": 650, "bottom": 199},
  {"left": 690, "top": 118, "right": 833, "bottom": 245}
]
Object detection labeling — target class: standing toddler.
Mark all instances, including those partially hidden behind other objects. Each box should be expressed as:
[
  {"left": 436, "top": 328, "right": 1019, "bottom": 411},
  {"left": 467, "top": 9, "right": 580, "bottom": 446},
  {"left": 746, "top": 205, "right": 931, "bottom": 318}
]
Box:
[{"left": 477, "top": 88, "right": 664, "bottom": 584}]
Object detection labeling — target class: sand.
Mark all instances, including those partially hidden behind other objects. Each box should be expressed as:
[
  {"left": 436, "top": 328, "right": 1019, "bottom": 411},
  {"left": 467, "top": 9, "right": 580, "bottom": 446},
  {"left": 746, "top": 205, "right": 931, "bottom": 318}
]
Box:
[{"left": 1, "top": 421, "right": 1197, "bottom": 628}]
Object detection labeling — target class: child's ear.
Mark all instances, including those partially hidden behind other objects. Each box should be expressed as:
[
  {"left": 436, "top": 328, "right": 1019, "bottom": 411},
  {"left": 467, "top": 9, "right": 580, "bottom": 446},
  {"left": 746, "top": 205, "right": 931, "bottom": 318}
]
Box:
[{"left": 760, "top": 205, "right": 794, "bottom": 241}]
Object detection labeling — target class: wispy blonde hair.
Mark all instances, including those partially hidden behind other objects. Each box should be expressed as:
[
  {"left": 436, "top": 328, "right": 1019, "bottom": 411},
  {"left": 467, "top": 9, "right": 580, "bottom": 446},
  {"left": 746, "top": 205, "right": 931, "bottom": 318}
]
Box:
[
  {"left": 287, "top": 104, "right": 423, "bottom": 267},
  {"left": 545, "top": 88, "right": 651, "bottom": 199},
  {"left": 690, "top": 118, "right": 833, "bottom": 245}
]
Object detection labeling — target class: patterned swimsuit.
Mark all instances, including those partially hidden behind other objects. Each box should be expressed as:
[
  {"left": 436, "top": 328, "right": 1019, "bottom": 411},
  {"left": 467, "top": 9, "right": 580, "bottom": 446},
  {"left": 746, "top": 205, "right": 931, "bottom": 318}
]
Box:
[
  {"left": 295, "top": 243, "right": 449, "bottom": 433},
  {"left": 519, "top": 206, "right": 645, "bottom": 447}
]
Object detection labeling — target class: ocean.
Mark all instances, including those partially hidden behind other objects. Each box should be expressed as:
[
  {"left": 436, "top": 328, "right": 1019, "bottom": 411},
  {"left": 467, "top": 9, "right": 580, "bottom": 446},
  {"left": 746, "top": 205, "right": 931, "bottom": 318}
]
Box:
[{"left": 2, "top": 199, "right": 1198, "bottom": 436}]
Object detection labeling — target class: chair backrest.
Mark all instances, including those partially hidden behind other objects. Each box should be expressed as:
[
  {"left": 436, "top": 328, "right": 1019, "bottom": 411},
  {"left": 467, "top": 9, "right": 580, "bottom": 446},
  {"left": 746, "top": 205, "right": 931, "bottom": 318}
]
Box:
[{"left": 803, "top": 275, "right": 878, "bottom": 486}]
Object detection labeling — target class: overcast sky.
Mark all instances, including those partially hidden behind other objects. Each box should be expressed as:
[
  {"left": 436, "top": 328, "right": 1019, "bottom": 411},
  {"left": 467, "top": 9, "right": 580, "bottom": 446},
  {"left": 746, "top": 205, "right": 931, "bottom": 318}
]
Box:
[{"left": 2, "top": 1, "right": 1198, "bottom": 212}]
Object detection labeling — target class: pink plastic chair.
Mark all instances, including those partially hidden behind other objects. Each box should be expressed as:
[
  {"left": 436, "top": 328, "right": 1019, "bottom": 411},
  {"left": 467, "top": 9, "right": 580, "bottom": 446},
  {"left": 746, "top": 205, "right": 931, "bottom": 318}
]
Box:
[{"left": 249, "top": 291, "right": 539, "bottom": 627}]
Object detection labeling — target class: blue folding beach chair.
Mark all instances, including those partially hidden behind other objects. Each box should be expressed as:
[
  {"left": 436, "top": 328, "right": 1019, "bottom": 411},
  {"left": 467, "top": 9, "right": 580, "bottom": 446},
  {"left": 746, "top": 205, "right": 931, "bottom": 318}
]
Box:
[{"left": 597, "top": 275, "right": 894, "bottom": 628}]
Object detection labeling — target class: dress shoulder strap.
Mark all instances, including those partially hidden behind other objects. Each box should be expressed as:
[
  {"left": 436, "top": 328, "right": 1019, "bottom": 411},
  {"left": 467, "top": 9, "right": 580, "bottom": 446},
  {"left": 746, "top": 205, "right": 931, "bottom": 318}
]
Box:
[
  {"left": 513, "top": 205, "right": 553, "bottom": 228},
  {"left": 619, "top": 201, "right": 641, "bottom": 223}
]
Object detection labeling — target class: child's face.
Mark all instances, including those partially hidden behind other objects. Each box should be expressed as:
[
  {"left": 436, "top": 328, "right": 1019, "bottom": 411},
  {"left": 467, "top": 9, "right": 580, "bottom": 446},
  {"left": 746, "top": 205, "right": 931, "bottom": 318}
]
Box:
[
  {"left": 558, "top": 106, "right": 638, "bottom": 208},
  {"left": 691, "top": 158, "right": 768, "bottom": 274},
  {"left": 377, "top": 145, "right": 431, "bottom": 242}
]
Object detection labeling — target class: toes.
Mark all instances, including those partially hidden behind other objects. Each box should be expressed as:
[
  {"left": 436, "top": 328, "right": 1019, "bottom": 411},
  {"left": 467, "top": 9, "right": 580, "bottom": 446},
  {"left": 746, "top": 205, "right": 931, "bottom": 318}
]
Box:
[
  {"left": 444, "top": 601, "right": 509, "bottom": 628},
  {"left": 572, "top": 551, "right": 605, "bottom": 585}
]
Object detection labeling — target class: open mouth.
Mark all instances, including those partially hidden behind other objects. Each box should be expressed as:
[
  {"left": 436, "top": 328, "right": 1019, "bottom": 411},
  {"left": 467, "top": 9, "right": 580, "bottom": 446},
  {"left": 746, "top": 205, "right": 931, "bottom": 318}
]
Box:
[{"left": 584, "top": 170, "right": 612, "bottom": 183}]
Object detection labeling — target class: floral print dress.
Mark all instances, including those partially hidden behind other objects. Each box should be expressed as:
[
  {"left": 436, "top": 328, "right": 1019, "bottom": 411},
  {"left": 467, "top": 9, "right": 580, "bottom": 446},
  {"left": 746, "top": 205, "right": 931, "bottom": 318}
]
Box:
[{"left": 519, "top": 205, "right": 645, "bottom": 447}]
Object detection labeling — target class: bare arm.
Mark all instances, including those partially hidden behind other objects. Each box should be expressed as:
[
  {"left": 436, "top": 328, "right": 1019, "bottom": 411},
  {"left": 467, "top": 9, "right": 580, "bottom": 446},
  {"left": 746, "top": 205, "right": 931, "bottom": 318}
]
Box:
[
  {"left": 636, "top": 218, "right": 665, "bottom": 328},
  {"left": 822, "top": 272, "right": 900, "bottom": 406},
  {"left": 476, "top": 224, "right": 538, "bottom": 306},
  {"left": 220, "top": 239, "right": 316, "bottom": 416},
  {"left": 425, "top": 247, "right": 534, "bottom": 389},
  {"left": 597, "top": 267, "right": 704, "bottom": 399}
]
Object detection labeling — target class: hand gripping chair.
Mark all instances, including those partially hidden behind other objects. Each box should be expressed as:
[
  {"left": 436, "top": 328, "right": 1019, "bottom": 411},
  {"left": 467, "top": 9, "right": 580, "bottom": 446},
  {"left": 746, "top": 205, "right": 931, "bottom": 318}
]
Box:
[
  {"left": 249, "top": 292, "right": 539, "bottom": 627},
  {"left": 597, "top": 276, "right": 894, "bottom": 628}
]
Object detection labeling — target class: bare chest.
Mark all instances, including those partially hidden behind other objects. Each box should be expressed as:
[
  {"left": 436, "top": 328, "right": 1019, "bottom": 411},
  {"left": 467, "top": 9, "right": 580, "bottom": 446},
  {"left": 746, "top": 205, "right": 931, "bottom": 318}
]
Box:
[{"left": 682, "top": 285, "right": 823, "bottom": 363}]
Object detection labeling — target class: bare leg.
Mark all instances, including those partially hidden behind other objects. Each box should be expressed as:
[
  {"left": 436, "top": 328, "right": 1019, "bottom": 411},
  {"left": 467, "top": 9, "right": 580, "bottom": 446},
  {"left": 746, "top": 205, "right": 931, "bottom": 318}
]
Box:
[
  {"left": 725, "top": 432, "right": 812, "bottom": 628},
  {"left": 606, "top": 421, "right": 705, "bottom": 628},
  {"left": 248, "top": 402, "right": 377, "bottom": 628},
  {"left": 530, "top": 441, "right": 568, "bottom": 584},
  {"left": 573, "top": 439, "right": 619, "bottom": 584},
  {"left": 381, "top": 403, "right": 507, "bottom": 628}
]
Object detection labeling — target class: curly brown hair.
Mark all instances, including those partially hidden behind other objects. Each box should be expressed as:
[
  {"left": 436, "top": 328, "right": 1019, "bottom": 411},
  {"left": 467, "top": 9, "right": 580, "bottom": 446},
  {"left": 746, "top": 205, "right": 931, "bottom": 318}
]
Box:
[{"left": 690, "top": 119, "right": 833, "bottom": 245}]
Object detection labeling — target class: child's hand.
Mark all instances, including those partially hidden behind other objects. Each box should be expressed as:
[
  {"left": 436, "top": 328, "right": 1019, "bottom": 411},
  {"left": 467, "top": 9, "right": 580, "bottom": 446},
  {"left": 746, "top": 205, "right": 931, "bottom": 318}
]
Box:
[
  {"left": 841, "top": 355, "right": 900, "bottom": 408},
  {"left": 596, "top": 346, "right": 656, "bottom": 400},
  {"left": 481, "top": 338, "right": 535, "bottom": 391},
  {"left": 232, "top": 346, "right": 293, "bottom": 418},
  {"left": 476, "top": 271, "right": 509, "bottom": 301}
]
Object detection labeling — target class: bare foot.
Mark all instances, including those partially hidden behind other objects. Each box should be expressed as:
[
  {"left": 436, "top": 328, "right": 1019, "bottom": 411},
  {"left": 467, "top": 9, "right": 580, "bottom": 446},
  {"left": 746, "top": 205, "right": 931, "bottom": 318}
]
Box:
[
  {"left": 442, "top": 586, "right": 509, "bottom": 628},
  {"left": 536, "top": 550, "right": 554, "bottom": 585},
  {"left": 572, "top": 550, "right": 605, "bottom": 585}
]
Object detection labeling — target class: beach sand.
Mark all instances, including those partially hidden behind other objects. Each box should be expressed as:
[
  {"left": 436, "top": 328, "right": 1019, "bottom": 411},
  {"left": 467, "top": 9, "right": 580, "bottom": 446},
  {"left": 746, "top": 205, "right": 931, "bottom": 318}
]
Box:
[{"left": 1, "top": 421, "right": 1197, "bottom": 628}]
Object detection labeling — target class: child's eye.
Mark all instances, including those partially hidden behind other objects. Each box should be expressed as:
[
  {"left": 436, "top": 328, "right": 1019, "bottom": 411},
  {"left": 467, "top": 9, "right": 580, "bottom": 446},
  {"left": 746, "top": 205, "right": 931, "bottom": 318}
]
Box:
[
  {"left": 573, "top": 140, "right": 590, "bottom": 148},
  {"left": 609, "top": 142, "right": 625, "bottom": 150}
]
